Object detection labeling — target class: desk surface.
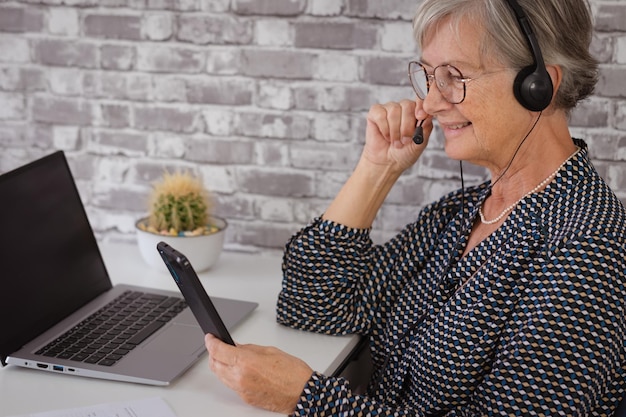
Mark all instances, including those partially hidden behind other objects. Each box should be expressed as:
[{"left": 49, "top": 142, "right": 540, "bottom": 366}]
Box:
[{"left": 0, "top": 242, "right": 360, "bottom": 417}]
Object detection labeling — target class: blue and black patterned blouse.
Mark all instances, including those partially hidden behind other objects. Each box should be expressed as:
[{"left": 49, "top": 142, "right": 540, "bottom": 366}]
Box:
[{"left": 277, "top": 139, "right": 626, "bottom": 416}]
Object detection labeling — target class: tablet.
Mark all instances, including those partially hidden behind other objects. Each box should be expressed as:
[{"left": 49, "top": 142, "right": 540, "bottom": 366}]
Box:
[{"left": 156, "top": 241, "right": 235, "bottom": 345}]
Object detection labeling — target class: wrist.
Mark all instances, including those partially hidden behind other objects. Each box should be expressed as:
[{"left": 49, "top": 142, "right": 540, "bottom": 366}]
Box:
[
  {"left": 322, "top": 159, "right": 401, "bottom": 228},
  {"left": 352, "top": 157, "right": 403, "bottom": 198}
]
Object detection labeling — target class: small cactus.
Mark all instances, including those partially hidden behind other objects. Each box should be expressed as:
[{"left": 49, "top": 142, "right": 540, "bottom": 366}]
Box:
[{"left": 146, "top": 171, "right": 214, "bottom": 234}]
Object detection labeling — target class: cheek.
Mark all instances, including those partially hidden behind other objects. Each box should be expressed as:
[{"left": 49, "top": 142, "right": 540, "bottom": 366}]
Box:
[
  {"left": 468, "top": 79, "right": 513, "bottom": 113},
  {"left": 456, "top": 105, "right": 512, "bottom": 154},
  {"left": 462, "top": 81, "right": 519, "bottom": 138}
]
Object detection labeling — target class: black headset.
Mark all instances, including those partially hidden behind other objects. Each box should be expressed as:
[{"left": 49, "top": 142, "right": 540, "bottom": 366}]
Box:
[{"left": 504, "top": 0, "right": 553, "bottom": 111}]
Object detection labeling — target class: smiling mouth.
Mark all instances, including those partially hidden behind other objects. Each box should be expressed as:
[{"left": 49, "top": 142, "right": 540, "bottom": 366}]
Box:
[{"left": 445, "top": 122, "right": 472, "bottom": 130}]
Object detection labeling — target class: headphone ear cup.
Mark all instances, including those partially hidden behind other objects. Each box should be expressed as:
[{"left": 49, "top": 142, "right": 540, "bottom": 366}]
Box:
[{"left": 513, "top": 65, "right": 553, "bottom": 112}]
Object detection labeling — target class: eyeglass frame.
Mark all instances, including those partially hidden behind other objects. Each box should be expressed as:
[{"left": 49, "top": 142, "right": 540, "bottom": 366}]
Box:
[
  {"left": 408, "top": 61, "right": 508, "bottom": 105},
  {"left": 407, "top": 61, "right": 475, "bottom": 104}
]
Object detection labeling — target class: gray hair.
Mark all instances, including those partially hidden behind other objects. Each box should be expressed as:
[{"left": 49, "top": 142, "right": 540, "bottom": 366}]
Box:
[{"left": 412, "top": 0, "right": 598, "bottom": 112}]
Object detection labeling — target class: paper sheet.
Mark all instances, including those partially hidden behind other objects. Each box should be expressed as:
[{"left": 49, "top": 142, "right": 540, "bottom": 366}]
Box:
[{"left": 7, "top": 397, "right": 178, "bottom": 417}]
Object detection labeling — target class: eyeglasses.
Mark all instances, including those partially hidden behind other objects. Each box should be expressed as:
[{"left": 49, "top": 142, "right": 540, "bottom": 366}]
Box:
[{"left": 408, "top": 61, "right": 474, "bottom": 104}]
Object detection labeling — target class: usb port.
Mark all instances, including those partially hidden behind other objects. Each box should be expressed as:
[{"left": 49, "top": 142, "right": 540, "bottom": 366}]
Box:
[{"left": 53, "top": 365, "right": 63, "bottom": 372}]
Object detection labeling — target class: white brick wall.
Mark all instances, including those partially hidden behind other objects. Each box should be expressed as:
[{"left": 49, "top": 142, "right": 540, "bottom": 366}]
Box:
[{"left": 0, "top": 0, "right": 624, "bottom": 253}]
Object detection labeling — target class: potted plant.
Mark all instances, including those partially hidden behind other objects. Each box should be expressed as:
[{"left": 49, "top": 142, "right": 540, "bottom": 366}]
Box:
[{"left": 135, "top": 170, "right": 227, "bottom": 272}]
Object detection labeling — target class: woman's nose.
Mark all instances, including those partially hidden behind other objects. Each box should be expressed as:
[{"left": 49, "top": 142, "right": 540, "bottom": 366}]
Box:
[{"left": 422, "top": 82, "right": 452, "bottom": 115}]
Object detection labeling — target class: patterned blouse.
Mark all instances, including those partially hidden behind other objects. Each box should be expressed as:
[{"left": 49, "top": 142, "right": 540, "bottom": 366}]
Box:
[{"left": 277, "top": 140, "right": 626, "bottom": 416}]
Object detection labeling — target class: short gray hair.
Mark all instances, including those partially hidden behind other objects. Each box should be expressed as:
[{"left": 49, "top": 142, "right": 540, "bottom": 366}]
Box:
[{"left": 413, "top": 0, "right": 598, "bottom": 113}]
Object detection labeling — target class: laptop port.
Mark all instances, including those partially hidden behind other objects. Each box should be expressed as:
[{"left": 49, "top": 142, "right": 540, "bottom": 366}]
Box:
[
  {"left": 36, "top": 363, "right": 49, "bottom": 369},
  {"left": 53, "top": 365, "right": 63, "bottom": 372}
]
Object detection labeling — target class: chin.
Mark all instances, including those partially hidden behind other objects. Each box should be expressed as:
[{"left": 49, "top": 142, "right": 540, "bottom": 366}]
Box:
[{"left": 442, "top": 136, "right": 470, "bottom": 162}]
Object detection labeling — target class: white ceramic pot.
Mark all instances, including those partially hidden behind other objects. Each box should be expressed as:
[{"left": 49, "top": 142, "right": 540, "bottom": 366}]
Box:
[{"left": 135, "top": 216, "right": 227, "bottom": 272}]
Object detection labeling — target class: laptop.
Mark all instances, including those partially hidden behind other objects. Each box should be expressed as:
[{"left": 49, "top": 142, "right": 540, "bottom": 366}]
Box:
[{"left": 0, "top": 151, "right": 258, "bottom": 385}]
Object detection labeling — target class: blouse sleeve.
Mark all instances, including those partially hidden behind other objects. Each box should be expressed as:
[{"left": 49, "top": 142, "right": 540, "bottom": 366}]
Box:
[
  {"left": 276, "top": 186, "right": 463, "bottom": 336},
  {"left": 276, "top": 212, "right": 438, "bottom": 336},
  {"left": 276, "top": 217, "right": 379, "bottom": 335},
  {"left": 292, "top": 372, "right": 421, "bottom": 417}
]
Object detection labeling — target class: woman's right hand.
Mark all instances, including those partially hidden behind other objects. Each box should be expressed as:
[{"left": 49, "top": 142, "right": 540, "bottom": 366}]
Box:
[
  {"left": 321, "top": 99, "right": 432, "bottom": 228},
  {"left": 362, "top": 99, "right": 432, "bottom": 174}
]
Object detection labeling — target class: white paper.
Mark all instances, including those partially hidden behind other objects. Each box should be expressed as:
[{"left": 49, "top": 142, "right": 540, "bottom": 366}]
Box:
[{"left": 8, "top": 396, "right": 178, "bottom": 417}]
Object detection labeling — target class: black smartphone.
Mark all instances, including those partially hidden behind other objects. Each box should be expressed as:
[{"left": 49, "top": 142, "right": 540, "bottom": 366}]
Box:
[{"left": 156, "top": 241, "right": 235, "bottom": 345}]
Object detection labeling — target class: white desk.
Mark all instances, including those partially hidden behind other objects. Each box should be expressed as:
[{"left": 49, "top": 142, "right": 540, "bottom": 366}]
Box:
[{"left": 0, "top": 243, "right": 361, "bottom": 417}]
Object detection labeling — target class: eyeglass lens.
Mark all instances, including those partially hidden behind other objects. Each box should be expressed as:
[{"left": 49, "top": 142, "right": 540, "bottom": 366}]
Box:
[{"left": 408, "top": 62, "right": 465, "bottom": 104}]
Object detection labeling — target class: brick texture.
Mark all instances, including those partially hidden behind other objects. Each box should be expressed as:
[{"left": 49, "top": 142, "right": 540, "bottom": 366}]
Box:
[{"left": 0, "top": 1, "right": 624, "bottom": 253}]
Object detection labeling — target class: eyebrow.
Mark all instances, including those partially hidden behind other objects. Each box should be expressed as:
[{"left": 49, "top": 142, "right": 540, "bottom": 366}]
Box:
[{"left": 419, "top": 58, "right": 482, "bottom": 72}]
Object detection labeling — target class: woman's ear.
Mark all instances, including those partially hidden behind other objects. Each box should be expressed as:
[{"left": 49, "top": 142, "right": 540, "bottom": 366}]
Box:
[{"left": 546, "top": 64, "right": 563, "bottom": 98}]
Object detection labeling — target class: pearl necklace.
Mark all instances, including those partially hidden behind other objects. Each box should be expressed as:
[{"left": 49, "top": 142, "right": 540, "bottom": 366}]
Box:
[{"left": 479, "top": 148, "right": 580, "bottom": 225}]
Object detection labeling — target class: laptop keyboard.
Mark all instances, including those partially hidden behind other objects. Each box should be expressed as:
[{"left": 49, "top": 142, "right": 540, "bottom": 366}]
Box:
[{"left": 36, "top": 290, "right": 187, "bottom": 366}]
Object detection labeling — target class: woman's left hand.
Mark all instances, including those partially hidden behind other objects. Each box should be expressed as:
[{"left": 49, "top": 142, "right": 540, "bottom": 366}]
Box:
[{"left": 205, "top": 334, "right": 314, "bottom": 414}]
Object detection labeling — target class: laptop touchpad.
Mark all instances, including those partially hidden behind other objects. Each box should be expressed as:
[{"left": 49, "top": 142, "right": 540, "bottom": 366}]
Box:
[{"left": 143, "top": 323, "right": 204, "bottom": 355}]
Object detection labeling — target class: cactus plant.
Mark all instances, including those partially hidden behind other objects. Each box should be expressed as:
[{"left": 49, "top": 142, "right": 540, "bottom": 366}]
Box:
[
  {"left": 135, "top": 170, "right": 226, "bottom": 271},
  {"left": 139, "top": 171, "right": 217, "bottom": 236}
]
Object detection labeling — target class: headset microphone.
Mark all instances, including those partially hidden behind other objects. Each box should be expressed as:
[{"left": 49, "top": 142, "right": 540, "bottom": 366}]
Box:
[{"left": 412, "top": 119, "right": 425, "bottom": 145}]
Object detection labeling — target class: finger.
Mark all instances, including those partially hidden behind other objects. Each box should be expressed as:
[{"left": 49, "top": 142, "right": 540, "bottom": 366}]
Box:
[
  {"left": 205, "top": 333, "right": 238, "bottom": 366},
  {"left": 208, "top": 355, "right": 242, "bottom": 393},
  {"left": 208, "top": 351, "right": 234, "bottom": 378},
  {"left": 366, "top": 103, "right": 391, "bottom": 142},
  {"left": 413, "top": 97, "right": 434, "bottom": 137},
  {"left": 384, "top": 100, "right": 419, "bottom": 147},
  {"left": 382, "top": 101, "right": 403, "bottom": 145},
  {"left": 415, "top": 109, "right": 429, "bottom": 122},
  {"left": 399, "top": 99, "right": 418, "bottom": 140}
]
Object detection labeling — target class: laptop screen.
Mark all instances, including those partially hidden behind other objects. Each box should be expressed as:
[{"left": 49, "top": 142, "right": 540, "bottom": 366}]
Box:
[{"left": 0, "top": 151, "right": 112, "bottom": 365}]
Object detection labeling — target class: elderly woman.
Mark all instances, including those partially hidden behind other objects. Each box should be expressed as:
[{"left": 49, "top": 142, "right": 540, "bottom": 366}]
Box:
[{"left": 205, "top": 0, "right": 626, "bottom": 415}]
